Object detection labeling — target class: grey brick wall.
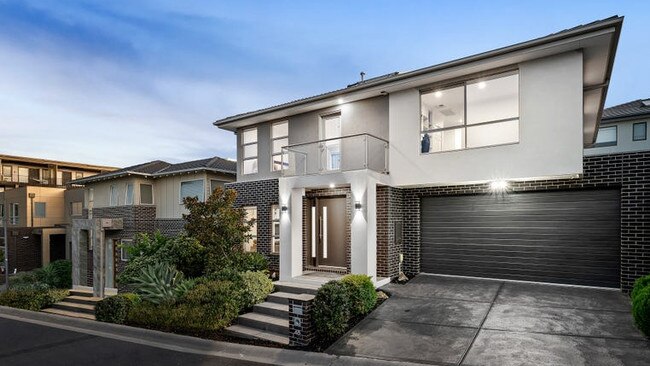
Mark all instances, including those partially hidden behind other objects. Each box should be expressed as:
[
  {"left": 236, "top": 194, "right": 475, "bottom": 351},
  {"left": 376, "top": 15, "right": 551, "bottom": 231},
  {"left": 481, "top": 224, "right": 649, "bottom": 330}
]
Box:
[
  {"left": 397, "top": 151, "right": 650, "bottom": 292},
  {"left": 154, "top": 219, "right": 185, "bottom": 237},
  {"left": 225, "top": 179, "right": 279, "bottom": 274},
  {"left": 6, "top": 227, "right": 41, "bottom": 272},
  {"left": 376, "top": 186, "right": 404, "bottom": 279}
]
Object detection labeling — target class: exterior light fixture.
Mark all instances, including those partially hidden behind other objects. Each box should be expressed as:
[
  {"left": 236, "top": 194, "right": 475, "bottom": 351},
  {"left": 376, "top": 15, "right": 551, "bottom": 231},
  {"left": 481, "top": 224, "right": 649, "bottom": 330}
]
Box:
[
  {"left": 337, "top": 97, "right": 344, "bottom": 105},
  {"left": 434, "top": 91, "right": 442, "bottom": 98},
  {"left": 329, "top": 183, "right": 335, "bottom": 188},
  {"left": 490, "top": 180, "right": 509, "bottom": 192},
  {"left": 477, "top": 81, "right": 487, "bottom": 89},
  {"left": 281, "top": 205, "right": 288, "bottom": 212},
  {"left": 355, "top": 202, "right": 362, "bottom": 210}
]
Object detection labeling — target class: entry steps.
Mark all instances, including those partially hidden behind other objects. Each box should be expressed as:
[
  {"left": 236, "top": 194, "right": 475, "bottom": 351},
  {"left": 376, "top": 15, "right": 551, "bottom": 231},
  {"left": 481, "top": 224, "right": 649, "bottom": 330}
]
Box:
[
  {"left": 225, "top": 281, "right": 319, "bottom": 345},
  {"left": 42, "top": 289, "right": 99, "bottom": 320}
]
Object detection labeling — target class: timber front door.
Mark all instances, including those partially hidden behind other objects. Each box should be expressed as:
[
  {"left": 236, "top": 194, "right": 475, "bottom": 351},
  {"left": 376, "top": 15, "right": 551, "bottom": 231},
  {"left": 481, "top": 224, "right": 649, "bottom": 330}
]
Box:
[{"left": 308, "top": 197, "right": 346, "bottom": 268}]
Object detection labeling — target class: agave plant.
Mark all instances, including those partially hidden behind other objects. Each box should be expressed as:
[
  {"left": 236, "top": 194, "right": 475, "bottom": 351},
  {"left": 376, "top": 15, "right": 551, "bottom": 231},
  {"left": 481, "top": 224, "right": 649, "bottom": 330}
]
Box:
[{"left": 132, "top": 262, "right": 195, "bottom": 304}]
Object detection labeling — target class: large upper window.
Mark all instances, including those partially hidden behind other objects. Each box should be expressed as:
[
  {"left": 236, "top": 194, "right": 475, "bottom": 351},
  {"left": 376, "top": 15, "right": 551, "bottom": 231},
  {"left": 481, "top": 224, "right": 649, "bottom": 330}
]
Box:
[
  {"left": 180, "top": 179, "right": 205, "bottom": 202},
  {"left": 242, "top": 128, "right": 258, "bottom": 175},
  {"left": 243, "top": 206, "right": 257, "bottom": 252},
  {"left": 109, "top": 185, "right": 118, "bottom": 206},
  {"left": 1, "top": 165, "right": 11, "bottom": 181},
  {"left": 420, "top": 71, "right": 519, "bottom": 153},
  {"left": 18, "top": 167, "right": 29, "bottom": 183},
  {"left": 633, "top": 122, "right": 647, "bottom": 141},
  {"left": 271, "top": 121, "right": 289, "bottom": 171},
  {"left": 140, "top": 184, "right": 154, "bottom": 204},
  {"left": 594, "top": 126, "right": 617, "bottom": 147},
  {"left": 71, "top": 201, "right": 83, "bottom": 216},
  {"left": 34, "top": 202, "right": 46, "bottom": 218},
  {"left": 125, "top": 183, "right": 134, "bottom": 205}
]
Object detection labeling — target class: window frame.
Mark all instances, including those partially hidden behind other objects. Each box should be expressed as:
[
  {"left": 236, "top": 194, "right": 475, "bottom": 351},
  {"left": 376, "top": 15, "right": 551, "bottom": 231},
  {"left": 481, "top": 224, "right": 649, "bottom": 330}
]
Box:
[
  {"left": 70, "top": 201, "right": 83, "bottom": 217},
  {"left": 34, "top": 202, "right": 46, "bottom": 218},
  {"left": 271, "top": 204, "right": 280, "bottom": 254},
  {"left": 139, "top": 183, "right": 154, "bottom": 205},
  {"left": 18, "top": 167, "right": 29, "bottom": 183},
  {"left": 419, "top": 69, "right": 520, "bottom": 154},
  {"left": 10, "top": 203, "right": 18, "bottom": 225},
  {"left": 109, "top": 184, "right": 118, "bottom": 206},
  {"left": 120, "top": 239, "right": 133, "bottom": 262},
  {"left": 241, "top": 127, "right": 258, "bottom": 175},
  {"left": 243, "top": 206, "right": 257, "bottom": 252},
  {"left": 125, "top": 183, "right": 134, "bottom": 205},
  {"left": 633, "top": 122, "right": 647, "bottom": 141},
  {"left": 593, "top": 125, "right": 618, "bottom": 147},
  {"left": 271, "top": 121, "right": 289, "bottom": 172},
  {"left": 179, "top": 179, "right": 205, "bottom": 204},
  {"left": 1, "top": 165, "right": 12, "bottom": 180},
  {"left": 210, "top": 179, "right": 223, "bottom": 193}
]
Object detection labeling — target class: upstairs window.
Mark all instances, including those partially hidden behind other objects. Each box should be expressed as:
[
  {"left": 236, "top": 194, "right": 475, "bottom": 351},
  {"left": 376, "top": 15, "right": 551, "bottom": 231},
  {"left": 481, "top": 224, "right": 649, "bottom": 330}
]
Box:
[
  {"left": 10, "top": 203, "right": 18, "bottom": 225},
  {"left": 71, "top": 201, "right": 83, "bottom": 216},
  {"left": 109, "top": 185, "right": 118, "bottom": 206},
  {"left": 180, "top": 179, "right": 205, "bottom": 202},
  {"left": 34, "top": 202, "right": 46, "bottom": 218},
  {"left": 271, "top": 121, "right": 289, "bottom": 171},
  {"left": 125, "top": 183, "right": 134, "bottom": 205},
  {"left": 633, "top": 122, "right": 647, "bottom": 141},
  {"left": 18, "top": 167, "right": 29, "bottom": 183},
  {"left": 594, "top": 126, "right": 617, "bottom": 147},
  {"left": 140, "top": 184, "right": 154, "bottom": 205},
  {"left": 1, "top": 165, "right": 11, "bottom": 181},
  {"left": 242, "top": 128, "right": 258, "bottom": 175},
  {"left": 420, "top": 71, "right": 519, "bottom": 153}
]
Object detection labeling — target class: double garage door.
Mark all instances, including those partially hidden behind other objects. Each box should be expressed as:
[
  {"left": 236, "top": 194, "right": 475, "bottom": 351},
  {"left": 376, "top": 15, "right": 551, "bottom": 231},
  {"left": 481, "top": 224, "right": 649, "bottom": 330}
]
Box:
[{"left": 421, "top": 189, "right": 621, "bottom": 288}]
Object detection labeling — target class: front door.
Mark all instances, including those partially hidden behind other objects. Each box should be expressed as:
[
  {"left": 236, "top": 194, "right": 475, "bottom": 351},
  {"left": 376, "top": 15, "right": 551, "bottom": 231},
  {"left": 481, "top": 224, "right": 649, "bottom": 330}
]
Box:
[
  {"left": 309, "top": 197, "right": 346, "bottom": 268},
  {"left": 105, "top": 239, "right": 115, "bottom": 289}
]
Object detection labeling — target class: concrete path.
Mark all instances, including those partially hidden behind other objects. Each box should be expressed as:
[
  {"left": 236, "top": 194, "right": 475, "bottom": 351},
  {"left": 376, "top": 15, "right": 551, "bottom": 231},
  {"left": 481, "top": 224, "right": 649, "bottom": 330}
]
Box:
[{"left": 328, "top": 274, "right": 650, "bottom": 366}]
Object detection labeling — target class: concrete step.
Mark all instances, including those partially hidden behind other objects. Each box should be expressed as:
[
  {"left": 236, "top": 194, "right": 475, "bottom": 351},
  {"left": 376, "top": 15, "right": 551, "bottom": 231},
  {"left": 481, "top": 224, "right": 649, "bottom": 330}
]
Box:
[
  {"left": 237, "top": 312, "right": 289, "bottom": 336},
  {"left": 69, "top": 290, "right": 94, "bottom": 298},
  {"left": 266, "top": 291, "right": 306, "bottom": 305},
  {"left": 51, "top": 301, "right": 95, "bottom": 315},
  {"left": 224, "top": 324, "right": 289, "bottom": 346},
  {"left": 253, "top": 302, "right": 289, "bottom": 318},
  {"left": 273, "top": 281, "right": 319, "bottom": 295},
  {"left": 65, "top": 295, "right": 102, "bottom": 305},
  {"left": 42, "top": 307, "right": 96, "bottom": 320}
]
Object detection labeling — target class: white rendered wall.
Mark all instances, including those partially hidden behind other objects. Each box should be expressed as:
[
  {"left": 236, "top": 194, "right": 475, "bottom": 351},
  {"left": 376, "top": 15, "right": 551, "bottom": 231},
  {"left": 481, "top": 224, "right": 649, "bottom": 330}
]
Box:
[{"left": 389, "top": 51, "right": 584, "bottom": 186}]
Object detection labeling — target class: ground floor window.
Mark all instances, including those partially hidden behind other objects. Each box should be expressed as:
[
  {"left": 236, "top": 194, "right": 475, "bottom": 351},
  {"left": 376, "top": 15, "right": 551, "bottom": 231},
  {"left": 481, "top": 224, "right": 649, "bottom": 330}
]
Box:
[
  {"left": 271, "top": 204, "right": 280, "bottom": 253},
  {"left": 243, "top": 206, "right": 257, "bottom": 252},
  {"left": 120, "top": 239, "right": 133, "bottom": 261}
]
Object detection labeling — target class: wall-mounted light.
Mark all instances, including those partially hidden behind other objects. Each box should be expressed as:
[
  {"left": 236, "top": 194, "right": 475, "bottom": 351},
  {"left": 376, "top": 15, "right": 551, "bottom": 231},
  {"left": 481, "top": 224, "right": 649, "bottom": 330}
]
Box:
[
  {"left": 477, "top": 81, "right": 487, "bottom": 89},
  {"left": 329, "top": 183, "right": 335, "bottom": 189},
  {"left": 281, "top": 205, "right": 288, "bottom": 213},
  {"left": 354, "top": 202, "right": 362, "bottom": 210},
  {"left": 490, "top": 180, "right": 509, "bottom": 192}
]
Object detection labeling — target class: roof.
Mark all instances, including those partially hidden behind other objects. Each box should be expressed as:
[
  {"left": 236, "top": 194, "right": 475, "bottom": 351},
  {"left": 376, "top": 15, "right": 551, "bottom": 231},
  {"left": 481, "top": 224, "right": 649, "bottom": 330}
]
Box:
[
  {"left": 71, "top": 156, "right": 236, "bottom": 185},
  {"left": 602, "top": 98, "right": 650, "bottom": 122},
  {"left": 214, "top": 16, "right": 623, "bottom": 131},
  {"left": 0, "top": 154, "right": 117, "bottom": 172}
]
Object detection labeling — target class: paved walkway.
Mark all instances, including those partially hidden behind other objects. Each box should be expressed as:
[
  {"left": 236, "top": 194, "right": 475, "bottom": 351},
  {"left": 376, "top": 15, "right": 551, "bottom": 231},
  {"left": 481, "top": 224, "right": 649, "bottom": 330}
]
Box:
[{"left": 328, "top": 274, "right": 650, "bottom": 366}]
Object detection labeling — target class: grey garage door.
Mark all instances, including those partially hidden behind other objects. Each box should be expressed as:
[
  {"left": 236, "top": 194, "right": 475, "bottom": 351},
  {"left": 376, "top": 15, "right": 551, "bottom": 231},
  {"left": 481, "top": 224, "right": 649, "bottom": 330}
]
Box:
[{"left": 421, "top": 189, "right": 620, "bottom": 288}]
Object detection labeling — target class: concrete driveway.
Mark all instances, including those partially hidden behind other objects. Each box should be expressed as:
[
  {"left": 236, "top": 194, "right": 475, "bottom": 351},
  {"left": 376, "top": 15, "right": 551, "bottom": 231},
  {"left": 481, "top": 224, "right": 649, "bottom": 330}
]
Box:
[{"left": 328, "top": 274, "right": 650, "bottom": 366}]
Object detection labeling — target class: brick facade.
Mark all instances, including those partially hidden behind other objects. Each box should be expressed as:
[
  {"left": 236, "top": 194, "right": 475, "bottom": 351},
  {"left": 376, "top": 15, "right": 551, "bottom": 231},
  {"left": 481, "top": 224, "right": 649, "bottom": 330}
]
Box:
[
  {"left": 225, "top": 179, "right": 280, "bottom": 275},
  {"left": 6, "top": 227, "right": 41, "bottom": 272},
  {"left": 154, "top": 219, "right": 186, "bottom": 237},
  {"left": 396, "top": 151, "right": 650, "bottom": 292},
  {"left": 376, "top": 186, "right": 404, "bottom": 279}
]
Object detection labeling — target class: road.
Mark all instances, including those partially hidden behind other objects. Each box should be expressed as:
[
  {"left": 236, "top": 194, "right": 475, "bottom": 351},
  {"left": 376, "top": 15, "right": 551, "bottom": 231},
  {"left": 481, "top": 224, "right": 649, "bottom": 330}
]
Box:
[{"left": 0, "top": 317, "right": 264, "bottom": 366}]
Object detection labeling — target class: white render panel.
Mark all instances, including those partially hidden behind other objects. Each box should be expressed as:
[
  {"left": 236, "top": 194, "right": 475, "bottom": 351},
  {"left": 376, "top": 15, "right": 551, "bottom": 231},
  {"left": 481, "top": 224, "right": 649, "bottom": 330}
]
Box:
[{"left": 388, "top": 51, "right": 584, "bottom": 186}]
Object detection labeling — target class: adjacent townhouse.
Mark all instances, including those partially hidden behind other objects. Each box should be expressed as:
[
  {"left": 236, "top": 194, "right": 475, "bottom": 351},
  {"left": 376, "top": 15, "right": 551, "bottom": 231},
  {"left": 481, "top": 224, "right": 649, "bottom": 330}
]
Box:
[
  {"left": 0, "top": 154, "right": 116, "bottom": 272},
  {"left": 585, "top": 98, "right": 650, "bottom": 155},
  {"left": 68, "top": 157, "right": 236, "bottom": 296},
  {"left": 214, "top": 17, "right": 650, "bottom": 292}
]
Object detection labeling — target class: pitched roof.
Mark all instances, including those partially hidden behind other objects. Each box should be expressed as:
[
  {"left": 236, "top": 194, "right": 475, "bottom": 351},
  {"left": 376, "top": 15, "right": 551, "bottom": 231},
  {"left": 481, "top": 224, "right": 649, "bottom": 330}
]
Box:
[
  {"left": 71, "top": 156, "right": 236, "bottom": 185},
  {"left": 602, "top": 98, "right": 650, "bottom": 122}
]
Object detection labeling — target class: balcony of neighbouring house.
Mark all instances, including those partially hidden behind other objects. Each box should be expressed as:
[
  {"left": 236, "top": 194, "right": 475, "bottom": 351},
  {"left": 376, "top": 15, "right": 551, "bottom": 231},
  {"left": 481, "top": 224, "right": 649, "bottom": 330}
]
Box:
[{"left": 280, "top": 133, "right": 388, "bottom": 177}]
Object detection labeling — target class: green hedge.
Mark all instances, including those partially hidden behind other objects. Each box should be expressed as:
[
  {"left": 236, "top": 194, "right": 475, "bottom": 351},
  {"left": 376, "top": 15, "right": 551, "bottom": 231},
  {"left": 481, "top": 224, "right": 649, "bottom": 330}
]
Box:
[
  {"left": 36, "top": 260, "right": 72, "bottom": 289},
  {"left": 239, "top": 271, "right": 273, "bottom": 309},
  {"left": 632, "top": 286, "right": 650, "bottom": 336},
  {"left": 96, "top": 293, "right": 141, "bottom": 324},
  {"left": 313, "top": 281, "right": 351, "bottom": 341},
  {"left": 341, "top": 274, "right": 377, "bottom": 316},
  {"left": 0, "top": 288, "right": 68, "bottom": 311},
  {"left": 631, "top": 274, "right": 650, "bottom": 301}
]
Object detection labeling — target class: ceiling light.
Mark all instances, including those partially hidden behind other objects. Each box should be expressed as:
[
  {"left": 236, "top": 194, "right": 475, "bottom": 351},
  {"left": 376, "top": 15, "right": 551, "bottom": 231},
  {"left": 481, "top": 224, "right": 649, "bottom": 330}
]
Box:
[
  {"left": 477, "top": 81, "right": 486, "bottom": 89},
  {"left": 337, "top": 97, "right": 344, "bottom": 105},
  {"left": 434, "top": 91, "right": 442, "bottom": 98}
]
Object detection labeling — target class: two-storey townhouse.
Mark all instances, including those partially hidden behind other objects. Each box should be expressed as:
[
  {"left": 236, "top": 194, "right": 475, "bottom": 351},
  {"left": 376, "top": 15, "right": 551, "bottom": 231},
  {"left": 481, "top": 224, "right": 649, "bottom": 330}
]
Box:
[
  {"left": 215, "top": 17, "right": 648, "bottom": 293},
  {"left": 585, "top": 98, "right": 650, "bottom": 155},
  {"left": 0, "top": 154, "right": 116, "bottom": 272},
  {"left": 68, "top": 157, "right": 236, "bottom": 296}
]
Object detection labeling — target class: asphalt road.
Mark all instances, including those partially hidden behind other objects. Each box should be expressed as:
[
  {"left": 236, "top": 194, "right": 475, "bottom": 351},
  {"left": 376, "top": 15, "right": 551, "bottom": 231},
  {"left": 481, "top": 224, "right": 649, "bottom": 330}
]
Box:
[{"left": 0, "top": 318, "right": 264, "bottom": 366}]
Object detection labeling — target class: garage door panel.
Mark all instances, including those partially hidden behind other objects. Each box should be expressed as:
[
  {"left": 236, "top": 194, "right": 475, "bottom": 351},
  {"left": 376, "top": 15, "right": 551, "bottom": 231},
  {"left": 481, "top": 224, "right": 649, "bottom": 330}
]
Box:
[{"left": 420, "top": 189, "right": 621, "bottom": 288}]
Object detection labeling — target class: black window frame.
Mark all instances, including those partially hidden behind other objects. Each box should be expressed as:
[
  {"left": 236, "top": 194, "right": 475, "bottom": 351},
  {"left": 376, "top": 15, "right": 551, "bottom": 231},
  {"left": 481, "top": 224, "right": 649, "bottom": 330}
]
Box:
[{"left": 633, "top": 122, "right": 647, "bottom": 141}]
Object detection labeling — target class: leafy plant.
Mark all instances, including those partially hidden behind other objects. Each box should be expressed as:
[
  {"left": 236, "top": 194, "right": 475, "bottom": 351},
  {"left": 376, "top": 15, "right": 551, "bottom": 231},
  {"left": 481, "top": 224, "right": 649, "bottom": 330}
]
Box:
[
  {"left": 35, "top": 260, "right": 72, "bottom": 289},
  {"left": 632, "top": 286, "right": 650, "bottom": 336},
  {"left": 238, "top": 271, "right": 273, "bottom": 309},
  {"left": 131, "top": 263, "right": 195, "bottom": 304},
  {"left": 631, "top": 274, "right": 650, "bottom": 301},
  {"left": 9, "top": 271, "right": 40, "bottom": 289},
  {"left": 0, "top": 288, "right": 68, "bottom": 311},
  {"left": 232, "top": 252, "right": 269, "bottom": 273},
  {"left": 96, "top": 293, "right": 141, "bottom": 324},
  {"left": 313, "top": 280, "right": 351, "bottom": 341},
  {"left": 341, "top": 274, "right": 377, "bottom": 316}
]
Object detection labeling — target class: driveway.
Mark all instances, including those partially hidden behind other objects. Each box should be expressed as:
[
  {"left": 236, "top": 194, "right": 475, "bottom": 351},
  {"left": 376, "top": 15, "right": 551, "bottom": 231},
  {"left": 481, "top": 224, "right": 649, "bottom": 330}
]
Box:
[{"left": 328, "top": 274, "right": 650, "bottom": 366}]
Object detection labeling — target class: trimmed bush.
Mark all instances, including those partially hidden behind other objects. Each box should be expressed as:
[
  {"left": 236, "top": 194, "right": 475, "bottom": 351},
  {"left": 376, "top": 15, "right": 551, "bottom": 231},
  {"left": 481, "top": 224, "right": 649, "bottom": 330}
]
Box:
[
  {"left": 632, "top": 286, "right": 650, "bottom": 336},
  {"left": 313, "top": 281, "right": 351, "bottom": 341},
  {"left": 234, "top": 252, "right": 268, "bottom": 272},
  {"left": 36, "top": 260, "right": 72, "bottom": 289},
  {"left": 631, "top": 274, "right": 650, "bottom": 301},
  {"left": 341, "top": 274, "right": 377, "bottom": 316},
  {"left": 239, "top": 271, "right": 273, "bottom": 309},
  {"left": 0, "top": 288, "right": 68, "bottom": 311},
  {"left": 96, "top": 293, "right": 141, "bottom": 324},
  {"left": 9, "top": 271, "right": 40, "bottom": 289}
]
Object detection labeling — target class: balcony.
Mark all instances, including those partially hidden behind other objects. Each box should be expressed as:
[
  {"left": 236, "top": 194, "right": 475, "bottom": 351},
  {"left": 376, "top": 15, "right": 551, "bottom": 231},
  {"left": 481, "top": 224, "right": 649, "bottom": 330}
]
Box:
[{"left": 281, "top": 133, "right": 388, "bottom": 177}]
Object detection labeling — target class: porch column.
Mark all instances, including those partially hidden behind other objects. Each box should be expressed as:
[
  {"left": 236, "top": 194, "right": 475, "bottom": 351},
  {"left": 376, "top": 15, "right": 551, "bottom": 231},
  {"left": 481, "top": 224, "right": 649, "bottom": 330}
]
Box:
[
  {"left": 350, "top": 176, "right": 377, "bottom": 281},
  {"left": 71, "top": 227, "right": 80, "bottom": 287},
  {"left": 279, "top": 181, "right": 304, "bottom": 281}
]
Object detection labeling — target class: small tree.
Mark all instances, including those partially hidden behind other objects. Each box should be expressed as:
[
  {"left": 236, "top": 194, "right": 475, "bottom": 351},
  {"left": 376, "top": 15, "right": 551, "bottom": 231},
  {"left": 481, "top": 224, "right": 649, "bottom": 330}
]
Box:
[{"left": 183, "top": 187, "right": 253, "bottom": 272}]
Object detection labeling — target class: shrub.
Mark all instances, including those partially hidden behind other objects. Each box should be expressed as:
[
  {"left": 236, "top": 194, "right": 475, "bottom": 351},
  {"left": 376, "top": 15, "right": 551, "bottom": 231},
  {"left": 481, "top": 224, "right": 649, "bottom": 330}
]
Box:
[
  {"left": 632, "top": 286, "right": 650, "bottom": 336},
  {"left": 341, "top": 274, "right": 377, "bottom": 316},
  {"left": 36, "top": 260, "right": 72, "bottom": 289},
  {"left": 132, "top": 263, "right": 195, "bottom": 304},
  {"left": 631, "top": 274, "right": 650, "bottom": 301},
  {"left": 9, "top": 271, "right": 39, "bottom": 288},
  {"left": 96, "top": 293, "right": 141, "bottom": 324},
  {"left": 239, "top": 271, "right": 273, "bottom": 309},
  {"left": 0, "top": 288, "right": 69, "bottom": 311},
  {"left": 313, "top": 281, "right": 351, "bottom": 341},
  {"left": 233, "top": 252, "right": 268, "bottom": 273}
]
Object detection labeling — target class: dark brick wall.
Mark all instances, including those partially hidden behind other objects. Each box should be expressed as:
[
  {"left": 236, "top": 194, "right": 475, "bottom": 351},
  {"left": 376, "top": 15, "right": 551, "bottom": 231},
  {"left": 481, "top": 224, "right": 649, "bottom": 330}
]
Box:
[
  {"left": 225, "top": 179, "right": 280, "bottom": 274},
  {"left": 398, "top": 152, "right": 650, "bottom": 292},
  {"left": 376, "top": 186, "right": 404, "bottom": 279},
  {"left": 154, "top": 219, "right": 185, "bottom": 237},
  {"left": 6, "top": 227, "right": 41, "bottom": 272}
]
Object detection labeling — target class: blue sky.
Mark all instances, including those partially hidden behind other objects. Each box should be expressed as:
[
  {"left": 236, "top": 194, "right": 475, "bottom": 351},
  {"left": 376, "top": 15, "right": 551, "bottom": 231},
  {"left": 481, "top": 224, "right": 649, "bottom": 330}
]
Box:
[{"left": 1, "top": 0, "right": 648, "bottom": 167}]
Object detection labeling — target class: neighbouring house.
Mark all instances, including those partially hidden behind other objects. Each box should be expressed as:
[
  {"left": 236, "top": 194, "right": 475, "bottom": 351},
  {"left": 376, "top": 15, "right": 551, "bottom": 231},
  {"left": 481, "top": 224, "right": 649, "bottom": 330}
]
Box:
[
  {"left": 585, "top": 98, "right": 650, "bottom": 155},
  {"left": 0, "top": 154, "right": 116, "bottom": 272},
  {"left": 68, "top": 157, "right": 236, "bottom": 296},
  {"left": 215, "top": 17, "right": 649, "bottom": 292}
]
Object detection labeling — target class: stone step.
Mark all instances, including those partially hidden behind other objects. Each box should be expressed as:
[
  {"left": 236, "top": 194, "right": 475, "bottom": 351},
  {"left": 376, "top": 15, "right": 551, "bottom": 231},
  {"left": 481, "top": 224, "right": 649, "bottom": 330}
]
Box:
[
  {"left": 65, "top": 295, "right": 102, "bottom": 305},
  {"left": 237, "top": 312, "right": 289, "bottom": 336},
  {"left": 253, "top": 302, "right": 289, "bottom": 318},
  {"left": 273, "top": 281, "right": 319, "bottom": 295},
  {"left": 42, "top": 307, "right": 96, "bottom": 320},
  {"left": 69, "top": 290, "right": 94, "bottom": 298},
  {"left": 266, "top": 291, "right": 306, "bottom": 305},
  {"left": 51, "top": 301, "right": 95, "bottom": 315},
  {"left": 224, "top": 324, "right": 289, "bottom": 345}
]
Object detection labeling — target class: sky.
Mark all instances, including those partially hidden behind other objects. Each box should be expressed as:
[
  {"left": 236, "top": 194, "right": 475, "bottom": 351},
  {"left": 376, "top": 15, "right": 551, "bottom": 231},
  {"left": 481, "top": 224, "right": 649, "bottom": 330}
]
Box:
[{"left": 1, "top": 0, "right": 648, "bottom": 167}]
